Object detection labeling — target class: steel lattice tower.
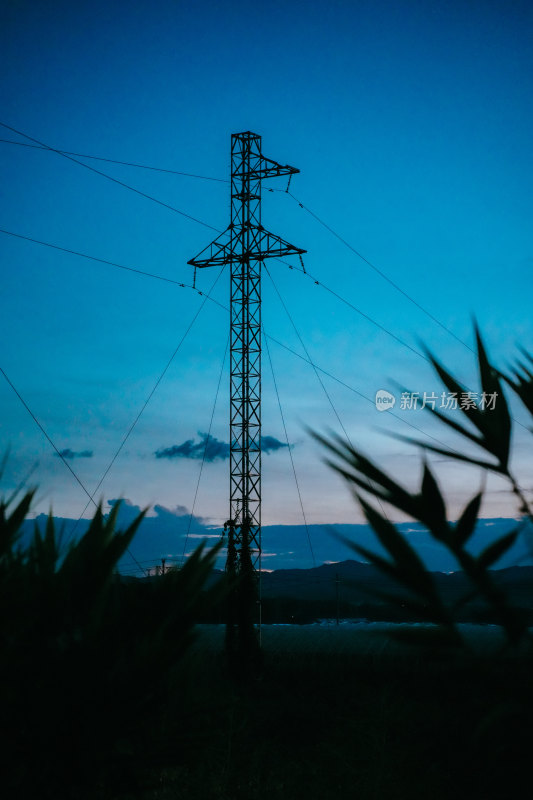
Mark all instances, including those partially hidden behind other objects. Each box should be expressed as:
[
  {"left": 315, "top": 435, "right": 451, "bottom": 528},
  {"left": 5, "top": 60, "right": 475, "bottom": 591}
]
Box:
[{"left": 188, "top": 132, "right": 304, "bottom": 594}]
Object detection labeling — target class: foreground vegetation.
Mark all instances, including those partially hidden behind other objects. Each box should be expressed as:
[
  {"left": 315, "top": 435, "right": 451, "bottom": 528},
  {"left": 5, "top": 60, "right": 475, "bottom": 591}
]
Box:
[
  {"left": 316, "top": 324, "right": 533, "bottom": 650},
  {"left": 1, "top": 325, "right": 533, "bottom": 799},
  {"left": 0, "top": 490, "right": 224, "bottom": 798},
  {"left": 159, "top": 325, "right": 533, "bottom": 800},
  {"left": 140, "top": 645, "right": 533, "bottom": 800}
]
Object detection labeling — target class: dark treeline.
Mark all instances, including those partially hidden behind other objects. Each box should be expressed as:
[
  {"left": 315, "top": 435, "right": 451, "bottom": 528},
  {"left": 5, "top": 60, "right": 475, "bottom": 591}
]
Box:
[{"left": 131, "top": 558, "right": 533, "bottom": 626}]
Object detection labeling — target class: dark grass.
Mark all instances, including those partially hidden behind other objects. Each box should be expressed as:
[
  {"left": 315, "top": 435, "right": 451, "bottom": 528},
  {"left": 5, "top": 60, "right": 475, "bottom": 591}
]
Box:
[{"left": 116, "top": 637, "right": 533, "bottom": 800}]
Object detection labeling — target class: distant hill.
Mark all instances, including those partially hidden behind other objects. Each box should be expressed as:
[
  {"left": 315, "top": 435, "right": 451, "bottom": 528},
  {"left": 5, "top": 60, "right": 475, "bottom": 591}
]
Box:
[
  {"left": 22, "top": 509, "right": 533, "bottom": 573},
  {"left": 200, "top": 558, "right": 533, "bottom": 625}
]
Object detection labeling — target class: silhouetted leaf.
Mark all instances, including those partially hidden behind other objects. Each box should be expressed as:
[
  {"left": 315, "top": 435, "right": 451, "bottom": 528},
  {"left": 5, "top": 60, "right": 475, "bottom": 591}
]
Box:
[
  {"left": 474, "top": 322, "right": 511, "bottom": 469},
  {"left": 477, "top": 529, "right": 519, "bottom": 569},
  {"left": 367, "top": 589, "right": 450, "bottom": 624},
  {"left": 420, "top": 462, "right": 448, "bottom": 541},
  {"left": 503, "top": 347, "right": 533, "bottom": 420},
  {"left": 0, "top": 489, "right": 35, "bottom": 553},
  {"left": 313, "top": 429, "right": 419, "bottom": 517},
  {"left": 454, "top": 492, "right": 483, "bottom": 547},
  {"left": 386, "top": 433, "right": 504, "bottom": 472},
  {"left": 358, "top": 495, "right": 430, "bottom": 577}
]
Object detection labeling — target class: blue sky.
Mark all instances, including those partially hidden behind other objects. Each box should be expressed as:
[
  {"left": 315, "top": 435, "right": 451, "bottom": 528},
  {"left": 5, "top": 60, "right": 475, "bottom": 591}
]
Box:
[{"left": 1, "top": 0, "right": 532, "bottom": 569}]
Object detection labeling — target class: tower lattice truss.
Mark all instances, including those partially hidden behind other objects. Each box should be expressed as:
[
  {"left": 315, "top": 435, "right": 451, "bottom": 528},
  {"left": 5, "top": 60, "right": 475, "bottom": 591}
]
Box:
[{"left": 188, "top": 131, "right": 305, "bottom": 576}]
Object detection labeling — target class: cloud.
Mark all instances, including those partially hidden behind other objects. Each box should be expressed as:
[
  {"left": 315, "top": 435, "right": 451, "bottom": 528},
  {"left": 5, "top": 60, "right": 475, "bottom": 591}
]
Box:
[
  {"left": 107, "top": 499, "right": 210, "bottom": 528},
  {"left": 260, "top": 435, "right": 291, "bottom": 455},
  {"left": 155, "top": 433, "right": 291, "bottom": 462},
  {"left": 55, "top": 448, "right": 93, "bottom": 460},
  {"left": 155, "top": 433, "right": 229, "bottom": 462}
]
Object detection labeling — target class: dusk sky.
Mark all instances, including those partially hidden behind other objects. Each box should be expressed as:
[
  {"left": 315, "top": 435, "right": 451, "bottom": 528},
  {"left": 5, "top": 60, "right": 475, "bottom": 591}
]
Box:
[{"left": 1, "top": 0, "right": 532, "bottom": 571}]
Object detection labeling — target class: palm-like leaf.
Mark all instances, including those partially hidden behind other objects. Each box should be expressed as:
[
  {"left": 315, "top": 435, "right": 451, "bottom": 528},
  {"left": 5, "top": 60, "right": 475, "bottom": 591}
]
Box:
[
  {"left": 502, "top": 346, "right": 533, "bottom": 423},
  {"left": 394, "top": 324, "right": 512, "bottom": 473}
]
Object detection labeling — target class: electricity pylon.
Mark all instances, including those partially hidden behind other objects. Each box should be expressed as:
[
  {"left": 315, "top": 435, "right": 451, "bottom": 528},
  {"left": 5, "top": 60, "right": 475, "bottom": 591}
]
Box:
[{"left": 188, "top": 132, "right": 304, "bottom": 638}]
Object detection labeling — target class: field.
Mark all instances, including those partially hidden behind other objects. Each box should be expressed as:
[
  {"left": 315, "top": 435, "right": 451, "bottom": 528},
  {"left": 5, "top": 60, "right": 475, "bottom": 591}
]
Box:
[{"left": 126, "top": 623, "right": 533, "bottom": 800}]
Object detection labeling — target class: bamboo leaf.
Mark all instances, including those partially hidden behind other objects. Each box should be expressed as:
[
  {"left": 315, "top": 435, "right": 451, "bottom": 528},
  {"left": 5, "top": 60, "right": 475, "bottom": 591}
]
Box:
[
  {"left": 420, "top": 463, "right": 449, "bottom": 541},
  {"left": 386, "top": 433, "right": 504, "bottom": 472},
  {"left": 503, "top": 350, "right": 533, "bottom": 419},
  {"left": 473, "top": 322, "right": 511, "bottom": 470},
  {"left": 358, "top": 495, "right": 429, "bottom": 577},
  {"left": 477, "top": 529, "right": 519, "bottom": 569},
  {"left": 453, "top": 492, "right": 482, "bottom": 547}
]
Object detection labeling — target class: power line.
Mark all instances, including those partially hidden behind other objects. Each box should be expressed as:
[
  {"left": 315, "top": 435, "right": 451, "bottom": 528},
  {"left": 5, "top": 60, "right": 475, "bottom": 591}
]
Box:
[
  {"left": 0, "top": 222, "right": 483, "bottom": 457},
  {"left": 272, "top": 258, "right": 530, "bottom": 434},
  {"left": 265, "top": 330, "right": 467, "bottom": 455},
  {"left": 5, "top": 219, "right": 525, "bottom": 439},
  {"left": 274, "top": 257, "right": 428, "bottom": 364},
  {"left": 264, "top": 328, "right": 316, "bottom": 568},
  {"left": 0, "top": 137, "right": 228, "bottom": 182},
  {"left": 0, "top": 122, "right": 220, "bottom": 232},
  {"left": 0, "top": 365, "right": 97, "bottom": 504},
  {"left": 0, "top": 365, "right": 147, "bottom": 575},
  {"left": 181, "top": 332, "right": 230, "bottom": 564},
  {"left": 265, "top": 264, "right": 355, "bottom": 448},
  {"left": 69, "top": 264, "right": 227, "bottom": 536},
  {"left": 2, "top": 222, "right": 434, "bottom": 380},
  {"left": 1, "top": 219, "right": 472, "bottom": 457},
  {"left": 0, "top": 180, "right": 452, "bottom": 374},
  {"left": 264, "top": 266, "right": 393, "bottom": 523},
  {"left": 0, "top": 227, "right": 227, "bottom": 309},
  {"left": 4, "top": 227, "right": 512, "bottom": 478},
  {"left": 286, "top": 190, "right": 474, "bottom": 353},
  {"left": 0, "top": 122, "right": 503, "bottom": 366},
  {"left": 0, "top": 224, "right": 485, "bottom": 393}
]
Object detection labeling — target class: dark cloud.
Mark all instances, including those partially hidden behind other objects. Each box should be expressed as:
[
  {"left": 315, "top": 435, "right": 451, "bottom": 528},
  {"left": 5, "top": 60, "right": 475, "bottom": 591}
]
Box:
[
  {"left": 155, "top": 433, "right": 291, "bottom": 462},
  {"left": 55, "top": 448, "right": 93, "bottom": 460},
  {"left": 103, "top": 499, "right": 217, "bottom": 566},
  {"left": 107, "top": 498, "right": 142, "bottom": 525},
  {"left": 155, "top": 433, "right": 229, "bottom": 462},
  {"left": 260, "top": 435, "right": 291, "bottom": 454},
  {"left": 107, "top": 498, "right": 209, "bottom": 530}
]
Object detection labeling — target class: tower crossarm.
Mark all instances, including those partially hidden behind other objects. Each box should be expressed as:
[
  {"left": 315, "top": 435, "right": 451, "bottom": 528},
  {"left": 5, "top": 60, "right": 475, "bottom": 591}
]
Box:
[
  {"left": 189, "top": 225, "right": 306, "bottom": 268},
  {"left": 248, "top": 156, "right": 300, "bottom": 180},
  {"left": 187, "top": 228, "right": 231, "bottom": 268},
  {"left": 246, "top": 226, "right": 306, "bottom": 260}
]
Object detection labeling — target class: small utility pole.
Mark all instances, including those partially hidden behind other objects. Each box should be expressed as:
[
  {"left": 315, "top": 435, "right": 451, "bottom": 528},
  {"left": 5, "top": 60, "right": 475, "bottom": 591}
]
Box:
[{"left": 335, "top": 572, "right": 341, "bottom": 625}]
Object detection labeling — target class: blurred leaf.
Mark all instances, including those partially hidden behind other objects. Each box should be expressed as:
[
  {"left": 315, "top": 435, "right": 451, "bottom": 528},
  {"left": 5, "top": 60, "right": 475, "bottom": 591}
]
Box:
[
  {"left": 336, "top": 534, "right": 402, "bottom": 584},
  {"left": 473, "top": 322, "right": 511, "bottom": 470},
  {"left": 420, "top": 463, "right": 449, "bottom": 541},
  {"left": 335, "top": 502, "right": 447, "bottom": 620},
  {"left": 502, "top": 347, "right": 533, "bottom": 421},
  {"left": 453, "top": 492, "right": 483, "bottom": 547},
  {"left": 0, "top": 489, "right": 35, "bottom": 555},
  {"left": 368, "top": 589, "right": 450, "bottom": 624},
  {"left": 313, "top": 428, "right": 420, "bottom": 518},
  {"left": 477, "top": 529, "right": 519, "bottom": 569},
  {"left": 315, "top": 322, "right": 531, "bottom": 650},
  {"left": 452, "top": 587, "right": 481, "bottom": 612},
  {"left": 387, "top": 433, "right": 504, "bottom": 472},
  {"left": 412, "top": 327, "right": 512, "bottom": 472},
  {"left": 357, "top": 496, "right": 432, "bottom": 585}
]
